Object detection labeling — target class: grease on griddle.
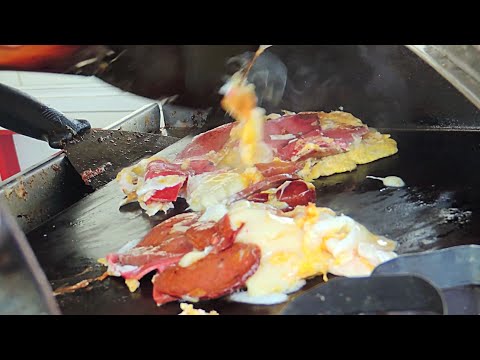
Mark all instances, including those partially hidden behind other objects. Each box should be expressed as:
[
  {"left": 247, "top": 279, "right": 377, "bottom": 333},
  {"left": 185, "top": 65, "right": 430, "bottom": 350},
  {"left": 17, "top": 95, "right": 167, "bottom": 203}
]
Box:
[
  {"left": 14, "top": 180, "right": 28, "bottom": 200},
  {"left": 4, "top": 187, "right": 13, "bottom": 199},
  {"left": 53, "top": 271, "right": 109, "bottom": 296}
]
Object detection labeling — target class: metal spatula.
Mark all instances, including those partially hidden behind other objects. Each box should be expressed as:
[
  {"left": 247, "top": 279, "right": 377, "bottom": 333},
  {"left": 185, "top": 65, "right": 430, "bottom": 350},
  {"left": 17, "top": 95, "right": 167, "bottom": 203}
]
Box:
[
  {"left": 280, "top": 274, "right": 445, "bottom": 315},
  {"left": 0, "top": 83, "right": 179, "bottom": 189}
]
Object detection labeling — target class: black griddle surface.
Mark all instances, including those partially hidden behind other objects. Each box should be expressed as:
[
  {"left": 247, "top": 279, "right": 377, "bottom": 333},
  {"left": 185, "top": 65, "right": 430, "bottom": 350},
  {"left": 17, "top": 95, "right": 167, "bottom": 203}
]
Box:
[{"left": 26, "top": 130, "right": 480, "bottom": 315}]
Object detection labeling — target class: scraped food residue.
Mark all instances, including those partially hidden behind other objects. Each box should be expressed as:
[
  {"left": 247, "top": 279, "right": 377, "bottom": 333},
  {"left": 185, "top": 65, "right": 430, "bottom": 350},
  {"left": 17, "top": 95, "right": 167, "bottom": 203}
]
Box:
[
  {"left": 53, "top": 271, "right": 109, "bottom": 296},
  {"left": 81, "top": 162, "right": 112, "bottom": 185}
]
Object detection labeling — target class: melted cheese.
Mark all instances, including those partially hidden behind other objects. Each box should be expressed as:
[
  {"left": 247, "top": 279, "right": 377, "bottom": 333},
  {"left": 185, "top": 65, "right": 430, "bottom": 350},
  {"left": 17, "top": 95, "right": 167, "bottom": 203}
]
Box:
[
  {"left": 125, "top": 279, "right": 140, "bottom": 293},
  {"left": 178, "top": 247, "right": 213, "bottom": 268},
  {"left": 366, "top": 175, "right": 405, "bottom": 188},
  {"left": 226, "top": 201, "right": 397, "bottom": 298},
  {"left": 186, "top": 168, "right": 263, "bottom": 212},
  {"left": 186, "top": 172, "right": 247, "bottom": 212}
]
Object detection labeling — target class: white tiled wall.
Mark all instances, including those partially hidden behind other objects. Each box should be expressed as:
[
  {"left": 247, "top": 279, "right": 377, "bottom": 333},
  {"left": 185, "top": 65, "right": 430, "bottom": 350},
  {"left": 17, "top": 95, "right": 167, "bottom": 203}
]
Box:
[{"left": 0, "top": 71, "right": 155, "bottom": 178}]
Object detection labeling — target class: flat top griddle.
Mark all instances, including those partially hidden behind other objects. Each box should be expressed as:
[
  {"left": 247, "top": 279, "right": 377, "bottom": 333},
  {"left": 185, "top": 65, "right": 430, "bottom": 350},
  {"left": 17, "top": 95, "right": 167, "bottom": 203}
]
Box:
[{"left": 26, "top": 130, "right": 480, "bottom": 315}]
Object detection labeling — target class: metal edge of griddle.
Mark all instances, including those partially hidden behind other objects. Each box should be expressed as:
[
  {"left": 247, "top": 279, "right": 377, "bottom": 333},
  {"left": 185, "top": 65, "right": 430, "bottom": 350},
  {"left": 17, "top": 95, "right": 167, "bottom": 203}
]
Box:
[
  {"left": 0, "top": 152, "right": 84, "bottom": 234},
  {"left": 0, "top": 103, "right": 206, "bottom": 233},
  {"left": 0, "top": 205, "right": 61, "bottom": 315},
  {"left": 406, "top": 45, "right": 480, "bottom": 112},
  {"left": 104, "top": 102, "right": 161, "bottom": 132}
]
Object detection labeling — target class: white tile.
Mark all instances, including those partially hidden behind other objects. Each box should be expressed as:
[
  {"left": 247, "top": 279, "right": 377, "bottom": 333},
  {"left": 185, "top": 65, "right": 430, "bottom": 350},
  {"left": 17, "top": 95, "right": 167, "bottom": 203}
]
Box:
[
  {"left": 13, "top": 135, "right": 58, "bottom": 171},
  {"left": 17, "top": 71, "right": 104, "bottom": 86},
  {"left": 0, "top": 71, "right": 21, "bottom": 86},
  {"left": 17, "top": 86, "right": 124, "bottom": 98},
  {"left": 35, "top": 95, "right": 154, "bottom": 112}
]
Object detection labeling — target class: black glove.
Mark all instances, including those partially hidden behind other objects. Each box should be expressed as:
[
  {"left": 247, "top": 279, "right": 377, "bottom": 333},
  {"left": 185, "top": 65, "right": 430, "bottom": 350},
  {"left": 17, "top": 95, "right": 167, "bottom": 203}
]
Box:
[{"left": 225, "top": 48, "right": 288, "bottom": 112}]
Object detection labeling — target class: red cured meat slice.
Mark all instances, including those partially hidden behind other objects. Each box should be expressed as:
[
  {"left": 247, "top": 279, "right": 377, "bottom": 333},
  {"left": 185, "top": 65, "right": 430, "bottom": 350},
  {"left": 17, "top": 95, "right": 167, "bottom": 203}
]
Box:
[
  {"left": 230, "top": 173, "right": 298, "bottom": 203},
  {"left": 152, "top": 243, "right": 261, "bottom": 305},
  {"left": 322, "top": 126, "right": 369, "bottom": 149},
  {"left": 276, "top": 132, "right": 342, "bottom": 161},
  {"left": 255, "top": 160, "right": 299, "bottom": 178},
  {"left": 185, "top": 215, "right": 243, "bottom": 253},
  {"left": 276, "top": 180, "right": 316, "bottom": 209},
  {"left": 246, "top": 180, "right": 316, "bottom": 210},
  {"left": 247, "top": 192, "right": 269, "bottom": 203},
  {"left": 143, "top": 160, "right": 214, "bottom": 205},
  {"left": 176, "top": 123, "right": 234, "bottom": 160},
  {"left": 145, "top": 160, "right": 187, "bottom": 179},
  {"left": 264, "top": 113, "right": 319, "bottom": 149},
  {"left": 133, "top": 112, "right": 370, "bottom": 213},
  {"left": 185, "top": 159, "right": 217, "bottom": 174},
  {"left": 106, "top": 213, "right": 242, "bottom": 281},
  {"left": 106, "top": 213, "right": 199, "bottom": 280},
  {"left": 145, "top": 182, "right": 184, "bottom": 204},
  {"left": 173, "top": 112, "right": 369, "bottom": 165}
]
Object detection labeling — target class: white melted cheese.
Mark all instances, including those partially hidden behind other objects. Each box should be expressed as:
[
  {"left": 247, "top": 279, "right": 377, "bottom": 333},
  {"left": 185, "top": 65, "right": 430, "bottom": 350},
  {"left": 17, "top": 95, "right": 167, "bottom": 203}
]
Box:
[
  {"left": 178, "top": 246, "right": 213, "bottom": 268},
  {"left": 107, "top": 264, "right": 139, "bottom": 277},
  {"left": 186, "top": 172, "right": 248, "bottom": 212},
  {"left": 229, "top": 291, "right": 288, "bottom": 305},
  {"left": 228, "top": 201, "right": 306, "bottom": 297},
  {"left": 225, "top": 201, "right": 398, "bottom": 299},
  {"left": 269, "top": 134, "right": 296, "bottom": 141},
  {"left": 366, "top": 175, "right": 405, "bottom": 188},
  {"left": 199, "top": 204, "right": 228, "bottom": 222},
  {"left": 139, "top": 201, "right": 174, "bottom": 217}
]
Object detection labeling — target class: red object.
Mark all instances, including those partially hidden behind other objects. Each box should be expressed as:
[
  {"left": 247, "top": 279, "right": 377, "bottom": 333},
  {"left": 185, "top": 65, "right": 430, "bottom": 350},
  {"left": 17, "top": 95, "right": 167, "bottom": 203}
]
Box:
[
  {"left": 175, "top": 112, "right": 369, "bottom": 162},
  {"left": 153, "top": 243, "right": 261, "bottom": 305},
  {"left": 0, "top": 45, "right": 82, "bottom": 70},
  {"left": 105, "top": 213, "right": 241, "bottom": 282},
  {"left": 276, "top": 180, "right": 316, "bottom": 209},
  {"left": 0, "top": 130, "right": 20, "bottom": 180},
  {"left": 246, "top": 180, "right": 316, "bottom": 210}
]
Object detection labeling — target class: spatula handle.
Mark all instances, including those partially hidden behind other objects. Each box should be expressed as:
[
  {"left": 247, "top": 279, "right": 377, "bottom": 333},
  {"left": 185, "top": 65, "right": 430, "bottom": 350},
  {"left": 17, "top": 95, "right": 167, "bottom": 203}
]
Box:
[{"left": 0, "top": 83, "right": 91, "bottom": 149}]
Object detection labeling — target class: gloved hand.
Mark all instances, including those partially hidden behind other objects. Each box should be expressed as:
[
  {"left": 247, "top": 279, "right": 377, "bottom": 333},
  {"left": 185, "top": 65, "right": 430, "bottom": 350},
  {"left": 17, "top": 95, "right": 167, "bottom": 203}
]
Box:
[{"left": 225, "top": 48, "right": 288, "bottom": 111}]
